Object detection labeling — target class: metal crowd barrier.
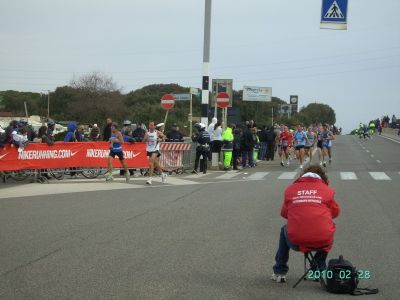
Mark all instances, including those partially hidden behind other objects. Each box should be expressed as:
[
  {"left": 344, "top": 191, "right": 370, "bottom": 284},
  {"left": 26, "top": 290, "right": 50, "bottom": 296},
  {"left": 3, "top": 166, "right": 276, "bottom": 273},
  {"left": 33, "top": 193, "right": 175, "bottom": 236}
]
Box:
[{"left": 159, "top": 142, "right": 194, "bottom": 173}]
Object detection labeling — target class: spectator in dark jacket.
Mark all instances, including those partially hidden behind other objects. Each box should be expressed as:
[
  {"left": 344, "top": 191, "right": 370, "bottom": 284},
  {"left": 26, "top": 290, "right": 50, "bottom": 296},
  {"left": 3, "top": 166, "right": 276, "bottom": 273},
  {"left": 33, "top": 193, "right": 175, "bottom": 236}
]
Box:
[
  {"left": 102, "top": 118, "right": 112, "bottom": 141},
  {"left": 258, "top": 125, "right": 268, "bottom": 160},
  {"left": 232, "top": 128, "right": 242, "bottom": 170},
  {"left": 0, "top": 120, "right": 18, "bottom": 148},
  {"left": 266, "top": 126, "right": 277, "bottom": 161},
  {"left": 241, "top": 124, "right": 255, "bottom": 167},
  {"left": 166, "top": 124, "right": 183, "bottom": 142},
  {"left": 133, "top": 122, "right": 146, "bottom": 142},
  {"left": 75, "top": 125, "right": 85, "bottom": 142}
]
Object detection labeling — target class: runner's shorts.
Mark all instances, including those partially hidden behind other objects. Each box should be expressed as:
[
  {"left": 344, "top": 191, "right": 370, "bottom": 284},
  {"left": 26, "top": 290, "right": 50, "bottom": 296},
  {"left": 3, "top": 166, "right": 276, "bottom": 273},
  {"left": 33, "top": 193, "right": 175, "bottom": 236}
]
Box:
[
  {"left": 147, "top": 150, "right": 161, "bottom": 157},
  {"left": 295, "top": 145, "right": 305, "bottom": 150},
  {"left": 109, "top": 150, "right": 124, "bottom": 160},
  {"left": 317, "top": 141, "right": 323, "bottom": 149}
]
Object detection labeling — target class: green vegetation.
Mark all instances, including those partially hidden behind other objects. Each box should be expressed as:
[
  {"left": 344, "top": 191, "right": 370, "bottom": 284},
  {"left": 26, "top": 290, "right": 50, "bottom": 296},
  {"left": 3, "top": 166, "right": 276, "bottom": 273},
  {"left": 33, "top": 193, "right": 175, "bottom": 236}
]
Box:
[{"left": 0, "top": 72, "right": 337, "bottom": 134}]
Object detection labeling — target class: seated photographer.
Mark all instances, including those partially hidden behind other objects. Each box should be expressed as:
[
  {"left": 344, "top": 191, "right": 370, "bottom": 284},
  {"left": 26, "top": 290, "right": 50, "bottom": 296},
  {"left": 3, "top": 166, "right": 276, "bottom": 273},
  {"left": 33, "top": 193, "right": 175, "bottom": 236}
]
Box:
[{"left": 272, "top": 165, "right": 340, "bottom": 283}]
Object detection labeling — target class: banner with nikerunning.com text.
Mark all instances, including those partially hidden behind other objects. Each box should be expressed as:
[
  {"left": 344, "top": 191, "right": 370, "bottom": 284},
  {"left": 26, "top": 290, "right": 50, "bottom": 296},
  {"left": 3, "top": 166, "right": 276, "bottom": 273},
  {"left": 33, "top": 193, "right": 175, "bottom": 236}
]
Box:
[{"left": 0, "top": 142, "right": 149, "bottom": 171}]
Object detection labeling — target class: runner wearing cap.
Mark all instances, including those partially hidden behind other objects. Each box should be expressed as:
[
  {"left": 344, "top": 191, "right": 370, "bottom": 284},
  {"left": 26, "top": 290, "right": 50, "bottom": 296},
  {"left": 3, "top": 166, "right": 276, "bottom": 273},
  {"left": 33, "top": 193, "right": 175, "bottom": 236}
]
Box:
[{"left": 143, "top": 121, "right": 167, "bottom": 185}]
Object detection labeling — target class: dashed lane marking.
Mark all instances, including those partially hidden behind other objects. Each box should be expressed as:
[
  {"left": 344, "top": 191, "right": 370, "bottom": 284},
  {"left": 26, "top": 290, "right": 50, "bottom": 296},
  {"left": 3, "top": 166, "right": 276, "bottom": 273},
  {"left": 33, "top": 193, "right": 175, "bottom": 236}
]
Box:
[
  {"left": 369, "top": 172, "right": 391, "bottom": 180},
  {"left": 278, "top": 172, "right": 298, "bottom": 180},
  {"left": 247, "top": 172, "right": 270, "bottom": 180},
  {"left": 215, "top": 172, "right": 240, "bottom": 180},
  {"left": 340, "top": 172, "right": 358, "bottom": 180}
]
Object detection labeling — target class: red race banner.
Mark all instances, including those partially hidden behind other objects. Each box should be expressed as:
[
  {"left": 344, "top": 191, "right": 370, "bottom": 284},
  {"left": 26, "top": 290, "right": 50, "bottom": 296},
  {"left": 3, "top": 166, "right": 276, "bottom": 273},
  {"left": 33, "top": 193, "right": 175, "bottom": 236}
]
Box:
[{"left": 0, "top": 142, "right": 149, "bottom": 171}]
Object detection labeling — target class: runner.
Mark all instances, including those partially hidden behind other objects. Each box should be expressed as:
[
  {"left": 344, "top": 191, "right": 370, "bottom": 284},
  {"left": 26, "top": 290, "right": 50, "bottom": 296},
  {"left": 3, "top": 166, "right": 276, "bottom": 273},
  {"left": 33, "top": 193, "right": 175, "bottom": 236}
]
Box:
[
  {"left": 316, "top": 124, "right": 324, "bottom": 166},
  {"left": 143, "top": 121, "right": 167, "bottom": 185},
  {"left": 321, "top": 124, "right": 335, "bottom": 167},
  {"left": 105, "top": 123, "right": 130, "bottom": 182},
  {"left": 293, "top": 124, "right": 308, "bottom": 169},
  {"left": 304, "top": 126, "right": 316, "bottom": 164},
  {"left": 279, "top": 126, "right": 292, "bottom": 167}
]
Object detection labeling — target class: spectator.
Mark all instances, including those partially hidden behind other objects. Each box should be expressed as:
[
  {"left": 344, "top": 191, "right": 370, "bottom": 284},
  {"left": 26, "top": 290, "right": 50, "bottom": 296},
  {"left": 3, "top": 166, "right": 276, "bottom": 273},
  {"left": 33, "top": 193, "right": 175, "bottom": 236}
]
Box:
[
  {"left": 258, "top": 125, "right": 268, "bottom": 160},
  {"left": 46, "top": 119, "right": 55, "bottom": 136},
  {"left": 221, "top": 123, "right": 234, "bottom": 171},
  {"left": 166, "top": 123, "right": 183, "bottom": 142},
  {"left": 133, "top": 122, "right": 146, "bottom": 142},
  {"left": 89, "top": 124, "right": 100, "bottom": 141},
  {"left": 12, "top": 126, "right": 29, "bottom": 151},
  {"left": 266, "top": 126, "right": 277, "bottom": 161},
  {"left": 392, "top": 115, "right": 397, "bottom": 129},
  {"left": 232, "top": 127, "right": 242, "bottom": 170},
  {"left": 208, "top": 117, "right": 217, "bottom": 145},
  {"left": 212, "top": 120, "right": 223, "bottom": 156},
  {"left": 75, "top": 125, "right": 85, "bottom": 142},
  {"left": 102, "top": 118, "right": 112, "bottom": 141},
  {"left": 19, "top": 119, "right": 37, "bottom": 141},
  {"left": 0, "top": 120, "right": 18, "bottom": 148},
  {"left": 64, "top": 122, "right": 77, "bottom": 142},
  {"left": 271, "top": 165, "right": 340, "bottom": 283},
  {"left": 33, "top": 126, "right": 50, "bottom": 144},
  {"left": 241, "top": 123, "right": 255, "bottom": 168}
]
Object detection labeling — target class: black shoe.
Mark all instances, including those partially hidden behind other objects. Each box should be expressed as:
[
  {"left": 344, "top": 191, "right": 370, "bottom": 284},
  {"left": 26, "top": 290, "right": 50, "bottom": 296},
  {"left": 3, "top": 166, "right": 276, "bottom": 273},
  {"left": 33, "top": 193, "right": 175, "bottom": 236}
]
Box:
[
  {"left": 280, "top": 161, "right": 284, "bottom": 167},
  {"left": 191, "top": 170, "right": 198, "bottom": 174}
]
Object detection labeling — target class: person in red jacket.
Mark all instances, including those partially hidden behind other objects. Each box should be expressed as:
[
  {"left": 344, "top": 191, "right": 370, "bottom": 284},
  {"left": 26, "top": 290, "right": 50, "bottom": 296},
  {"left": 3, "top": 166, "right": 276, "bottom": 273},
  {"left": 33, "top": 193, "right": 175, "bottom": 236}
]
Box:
[{"left": 272, "top": 165, "right": 340, "bottom": 283}]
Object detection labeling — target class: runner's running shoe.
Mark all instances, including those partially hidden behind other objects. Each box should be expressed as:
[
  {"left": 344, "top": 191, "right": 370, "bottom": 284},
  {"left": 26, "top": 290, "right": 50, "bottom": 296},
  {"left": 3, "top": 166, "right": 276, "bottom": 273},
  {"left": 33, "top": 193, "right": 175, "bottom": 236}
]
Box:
[{"left": 105, "top": 173, "right": 113, "bottom": 181}]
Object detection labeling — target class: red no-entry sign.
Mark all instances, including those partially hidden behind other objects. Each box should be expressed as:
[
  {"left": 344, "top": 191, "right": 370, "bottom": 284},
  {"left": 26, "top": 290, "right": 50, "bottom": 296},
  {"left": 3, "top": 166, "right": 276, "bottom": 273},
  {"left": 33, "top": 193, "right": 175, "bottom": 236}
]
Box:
[
  {"left": 161, "top": 94, "right": 175, "bottom": 110},
  {"left": 216, "top": 92, "right": 230, "bottom": 108}
]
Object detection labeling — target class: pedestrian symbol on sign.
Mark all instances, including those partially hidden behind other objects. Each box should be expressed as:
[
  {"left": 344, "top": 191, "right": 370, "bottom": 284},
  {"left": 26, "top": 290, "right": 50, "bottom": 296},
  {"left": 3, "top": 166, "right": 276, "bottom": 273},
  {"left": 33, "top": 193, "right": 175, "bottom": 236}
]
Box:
[{"left": 324, "top": 1, "right": 344, "bottom": 19}]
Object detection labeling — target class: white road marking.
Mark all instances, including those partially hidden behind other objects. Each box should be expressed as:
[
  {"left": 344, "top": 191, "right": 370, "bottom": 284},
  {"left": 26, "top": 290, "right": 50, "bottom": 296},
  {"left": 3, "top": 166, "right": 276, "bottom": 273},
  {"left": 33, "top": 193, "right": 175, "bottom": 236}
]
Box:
[
  {"left": 379, "top": 135, "right": 400, "bottom": 144},
  {"left": 163, "top": 177, "right": 199, "bottom": 185},
  {"left": 184, "top": 173, "right": 210, "bottom": 179},
  {"left": 340, "top": 172, "right": 358, "bottom": 180},
  {"left": 369, "top": 172, "right": 391, "bottom": 180},
  {"left": 278, "top": 172, "right": 298, "bottom": 179},
  {"left": 376, "top": 160, "right": 381, "bottom": 164},
  {"left": 0, "top": 182, "right": 141, "bottom": 199},
  {"left": 247, "top": 172, "right": 270, "bottom": 180},
  {"left": 366, "top": 150, "right": 370, "bottom": 153},
  {"left": 370, "top": 154, "right": 374, "bottom": 158},
  {"left": 215, "top": 172, "right": 240, "bottom": 180}
]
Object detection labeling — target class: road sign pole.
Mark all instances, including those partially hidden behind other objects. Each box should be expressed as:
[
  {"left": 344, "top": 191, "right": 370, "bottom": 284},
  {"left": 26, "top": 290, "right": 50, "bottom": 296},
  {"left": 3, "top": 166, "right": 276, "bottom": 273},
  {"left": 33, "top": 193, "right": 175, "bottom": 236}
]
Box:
[
  {"left": 271, "top": 106, "right": 274, "bottom": 126},
  {"left": 163, "top": 110, "right": 169, "bottom": 128},
  {"left": 214, "top": 96, "right": 217, "bottom": 118},
  {"left": 190, "top": 93, "right": 193, "bottom": 137},
  {"left": 201, "top": 0, "right": 212, "bottom": 127}
]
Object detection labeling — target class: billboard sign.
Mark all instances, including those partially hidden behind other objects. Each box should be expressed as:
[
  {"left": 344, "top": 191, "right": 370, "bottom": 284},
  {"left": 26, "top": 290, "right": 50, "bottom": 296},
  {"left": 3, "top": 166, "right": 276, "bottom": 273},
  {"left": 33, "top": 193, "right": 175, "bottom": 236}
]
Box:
[{"left": 242, "top": 86, "right": 272, "bottom": 102}]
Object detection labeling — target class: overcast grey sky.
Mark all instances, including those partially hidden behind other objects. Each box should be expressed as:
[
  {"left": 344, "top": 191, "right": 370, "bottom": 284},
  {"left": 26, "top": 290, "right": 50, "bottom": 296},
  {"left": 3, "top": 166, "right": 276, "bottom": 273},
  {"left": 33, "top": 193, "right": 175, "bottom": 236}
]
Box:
[{"left": 1, "top": 0, "right": 399, "bottom": 132}]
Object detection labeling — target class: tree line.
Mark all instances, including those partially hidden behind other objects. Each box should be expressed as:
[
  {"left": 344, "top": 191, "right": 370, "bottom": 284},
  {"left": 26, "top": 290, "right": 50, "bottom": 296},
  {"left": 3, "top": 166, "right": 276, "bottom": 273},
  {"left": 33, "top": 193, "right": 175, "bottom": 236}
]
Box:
[{"left": 0, "top": 72, "right": 336, "bottom": 134}]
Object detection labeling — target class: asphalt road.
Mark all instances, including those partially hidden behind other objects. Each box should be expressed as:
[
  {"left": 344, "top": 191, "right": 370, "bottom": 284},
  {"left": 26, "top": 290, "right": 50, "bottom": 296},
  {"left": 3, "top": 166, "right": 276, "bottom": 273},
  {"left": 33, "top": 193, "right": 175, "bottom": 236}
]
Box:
[{"left": 1, "top": 135, "right": 399, "bottom": 299}]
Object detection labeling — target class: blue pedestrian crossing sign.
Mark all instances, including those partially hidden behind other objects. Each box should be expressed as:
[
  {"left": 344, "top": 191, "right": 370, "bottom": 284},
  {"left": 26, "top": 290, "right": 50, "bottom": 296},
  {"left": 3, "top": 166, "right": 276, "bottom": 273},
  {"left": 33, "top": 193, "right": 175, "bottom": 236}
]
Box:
[{"left": 320, "top": 0, "right": 348, "bottom": 30}]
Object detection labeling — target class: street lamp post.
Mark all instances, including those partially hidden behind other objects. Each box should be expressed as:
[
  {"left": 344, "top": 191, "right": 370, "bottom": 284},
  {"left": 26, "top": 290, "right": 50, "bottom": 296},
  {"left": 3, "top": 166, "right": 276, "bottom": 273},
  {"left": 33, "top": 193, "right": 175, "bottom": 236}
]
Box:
[
  {"left": 201, "top": 0, "right": 212, "bottom": 127},
  {"left": 41, "top": 90, "right": 50, "bottom": 120}
]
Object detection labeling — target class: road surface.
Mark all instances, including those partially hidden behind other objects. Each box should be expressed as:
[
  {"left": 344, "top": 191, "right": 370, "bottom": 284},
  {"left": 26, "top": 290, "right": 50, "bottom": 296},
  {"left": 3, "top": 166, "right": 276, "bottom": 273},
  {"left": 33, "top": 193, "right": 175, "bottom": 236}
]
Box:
[{"left": 1, "top": 135, "right": 399, "bottom": 299}]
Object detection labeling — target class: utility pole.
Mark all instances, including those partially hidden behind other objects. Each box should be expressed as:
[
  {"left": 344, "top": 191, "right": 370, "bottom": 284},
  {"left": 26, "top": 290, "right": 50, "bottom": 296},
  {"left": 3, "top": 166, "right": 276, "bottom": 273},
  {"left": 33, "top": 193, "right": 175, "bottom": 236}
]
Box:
[
  {"left": 42, "top": 90, "right": 50, "bottom": 120},
  {"left": 201, "top": 0, "right": 212, "bottom": 127}
]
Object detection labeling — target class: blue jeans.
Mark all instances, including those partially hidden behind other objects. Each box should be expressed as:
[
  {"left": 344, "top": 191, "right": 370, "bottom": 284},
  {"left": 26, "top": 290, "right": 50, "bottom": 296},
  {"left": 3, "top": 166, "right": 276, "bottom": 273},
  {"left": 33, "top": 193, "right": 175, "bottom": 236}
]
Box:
[
  {"left": 241, "top": 150, "right": 254, "bottom": 167},
  {"left": 273, "top": 225, "right": 327, "bottom": 275},
  {"left": 259, "top": 142, "right": 267, "bottom": 160}
]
